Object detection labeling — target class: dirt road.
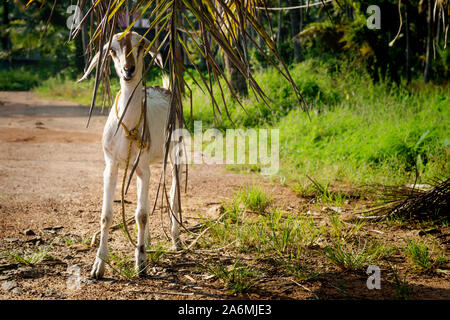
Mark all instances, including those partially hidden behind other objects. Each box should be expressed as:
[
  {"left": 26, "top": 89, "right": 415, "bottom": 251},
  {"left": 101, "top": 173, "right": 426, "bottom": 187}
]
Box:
[{"left": 0, "top": 91, "right": 448, "bottom": 300}]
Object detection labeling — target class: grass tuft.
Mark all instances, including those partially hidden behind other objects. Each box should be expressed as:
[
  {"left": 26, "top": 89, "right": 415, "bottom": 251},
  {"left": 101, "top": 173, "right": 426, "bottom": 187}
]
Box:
[
  {"left": 7, "top": 246, "right": 52, "bottom": 265},
  {"left": 208, "top": 260, "right": 260, "bottom": 294},
  {"left": 403, "top": 239, "right": 448, "bottom": 271},
  {"left": 236, "top": 184, "right": 272, "bottom": 214}
]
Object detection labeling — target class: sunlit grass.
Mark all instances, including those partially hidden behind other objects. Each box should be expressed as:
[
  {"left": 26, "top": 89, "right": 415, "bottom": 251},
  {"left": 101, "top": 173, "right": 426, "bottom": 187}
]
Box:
[
  {"left": 183, "top": 59, "right": 449, "bottom": 186},
  {"left": 7, "top": 246, "right": 52, "bottom": 265},
  {"left": 322, "top": 239, "right": 393, "bottom": 271},
  {"left": 404, "top": 239, "right": 449, "bottom": 271},
  {"left": 208, "top": 260, "right": 260, "bottom": 294},
  {"left": 236, "top": 184, "right": 272, "bottom": 214}
]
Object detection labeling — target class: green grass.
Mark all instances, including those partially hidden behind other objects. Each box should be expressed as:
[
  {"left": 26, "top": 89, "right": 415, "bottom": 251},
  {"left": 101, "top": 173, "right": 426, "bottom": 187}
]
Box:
[
  {"left": 0, "top": 67, "right": 41, "bottom": 91},
  {"left": 146, "top": 242, "right": 167, "bottom": 265},
  {"left": 301, "top": 176, "right": 349, "bottom": 205},
  {"left": 322, "top": 239, "right": 391, "bottom": 271},
  {"left": 60, "top": 235, "right": 90, "bottom": 247},
  {"left": 182, "top": 58, "right": 449, "bottom": 186},
  {"left": 207, "top": 189, "right": 324, "bottom": 257},
  {"left": 208, "top": 260, "right": 260, "bottom": 294},
  {"left": 236, "top": 184, "right": 272, "bottom": 214},
  {"left": 200, "top": 190, "right": 402, "bottom": 292},
  {"left": 34, "top": 75, "right": 121, "bottom": 106},
  {"left": 107, "top": 252, "right": 137, "bottom": 280},
  {"left": 404, "top": 239, "right": 448, "bottom": 271},
  {"left": 391, "top": 266, "right": 410, "bottom": 300},
  {"left": 33, "top": 68, "right": 166, "bottom": 106},
  {"left": 7, "top": 246, "right": 52, "bottom": 265},
  {"left": 327, "top": 214, "right": 365, "bottom": 241}
]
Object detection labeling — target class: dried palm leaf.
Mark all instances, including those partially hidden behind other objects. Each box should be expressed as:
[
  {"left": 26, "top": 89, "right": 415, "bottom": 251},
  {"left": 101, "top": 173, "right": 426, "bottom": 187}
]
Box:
[{"left": 357, "top": 177, "right": 450, "bottom": 221}]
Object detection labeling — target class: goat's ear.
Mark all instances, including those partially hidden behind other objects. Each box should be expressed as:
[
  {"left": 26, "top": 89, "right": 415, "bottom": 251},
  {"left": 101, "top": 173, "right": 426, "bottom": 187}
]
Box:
[
  {"left": 140, "top": 37, "right": 164, "bottom": 70},
  {"left": 77, "top": 45, "right": 110, "bottom": 83},
  {"left": 77, "top": 51, "right": 100, "bottom": 83}
]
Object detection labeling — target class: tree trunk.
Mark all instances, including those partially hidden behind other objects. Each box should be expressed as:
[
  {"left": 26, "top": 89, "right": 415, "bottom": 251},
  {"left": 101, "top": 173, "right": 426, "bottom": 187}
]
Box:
[
  {"left": 258, "top": 11, "right": 264, "bottom": 49},
  {"left": 175, "top": 44, "right": 185, "bottom": 95},
  {"left": 276, "top": 0, "right": 283, "bottom": 50},
  {"left": 405, "top": 2, "right": 411, "bottom": 83},
  {"left": 224, "top": 39, "right": 248, "bottom": 97},
  {"left": 2, "top": 0, "right": 10, "bottom": 52},
  {"left": 424, "top": 0, "right": 433, "bottom": 83},
  {"left": 288, "top": 0, "right": 302, "bottom": 62},
  {"left": 75, "top": 31, "right": 85, "bottom": 73}
]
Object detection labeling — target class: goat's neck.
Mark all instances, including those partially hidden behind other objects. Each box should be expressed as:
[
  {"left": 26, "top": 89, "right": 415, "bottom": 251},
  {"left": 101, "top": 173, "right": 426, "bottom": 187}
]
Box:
[{"left": 117, "top": 79, "right": 143, "bottom": 129}]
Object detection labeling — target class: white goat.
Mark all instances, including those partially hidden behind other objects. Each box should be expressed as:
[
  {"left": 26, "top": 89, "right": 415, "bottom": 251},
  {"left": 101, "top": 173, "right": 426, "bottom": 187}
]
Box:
[{"left": 78, "top": 31, "right": 182, "bottom": 279}]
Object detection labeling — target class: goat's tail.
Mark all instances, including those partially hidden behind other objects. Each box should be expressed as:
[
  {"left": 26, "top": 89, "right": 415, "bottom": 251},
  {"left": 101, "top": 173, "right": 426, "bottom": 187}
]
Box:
[{"left": 162, "top": 72, "right": 170, "bottom": 90}]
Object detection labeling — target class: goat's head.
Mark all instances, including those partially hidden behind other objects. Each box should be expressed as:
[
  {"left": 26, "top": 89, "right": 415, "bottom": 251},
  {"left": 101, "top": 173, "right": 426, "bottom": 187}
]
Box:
[{"left": 78, "top": 31, "right": 163, "bottom": 84}]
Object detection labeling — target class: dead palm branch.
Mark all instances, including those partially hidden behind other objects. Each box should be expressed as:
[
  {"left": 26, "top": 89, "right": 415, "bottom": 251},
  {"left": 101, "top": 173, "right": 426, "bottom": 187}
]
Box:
[{"left": 357, "top": 177, "right": 449, "bottom": 221}]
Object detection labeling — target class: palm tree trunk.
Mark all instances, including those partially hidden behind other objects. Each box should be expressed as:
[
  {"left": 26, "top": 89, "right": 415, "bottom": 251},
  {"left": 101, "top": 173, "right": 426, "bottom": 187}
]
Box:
[
  {"left": 288, "top": 0, "right": 302, "bottom": 62},
  {"left": 224, "top": 38, "right": 248, "bottom": 97},
  {"left": 424, "top": 0, "right": 433, "bottom": 83}
]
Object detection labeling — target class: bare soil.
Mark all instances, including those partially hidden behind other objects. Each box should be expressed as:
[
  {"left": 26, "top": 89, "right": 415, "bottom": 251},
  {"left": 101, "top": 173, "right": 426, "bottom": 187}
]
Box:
[{"left": 0, "top": 91, "right": 449, "bottom": 300}]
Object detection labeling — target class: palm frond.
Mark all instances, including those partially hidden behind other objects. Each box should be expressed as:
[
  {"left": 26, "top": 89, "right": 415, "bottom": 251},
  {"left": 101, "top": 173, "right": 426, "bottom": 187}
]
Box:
[{"left": 358, "top": 177, "right": 450, "bottom": 221}]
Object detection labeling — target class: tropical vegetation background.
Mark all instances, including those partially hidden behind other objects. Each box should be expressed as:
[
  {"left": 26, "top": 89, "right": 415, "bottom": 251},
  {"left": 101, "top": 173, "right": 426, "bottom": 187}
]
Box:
[{"left": 0, "top": 0, "right": 448, "bottom": 186}]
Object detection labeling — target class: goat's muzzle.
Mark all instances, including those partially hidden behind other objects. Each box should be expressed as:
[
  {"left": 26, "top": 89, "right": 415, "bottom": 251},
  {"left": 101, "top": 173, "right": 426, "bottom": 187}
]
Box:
[{"left": 123, "top": 66, "right": 136, "bottom": 81}]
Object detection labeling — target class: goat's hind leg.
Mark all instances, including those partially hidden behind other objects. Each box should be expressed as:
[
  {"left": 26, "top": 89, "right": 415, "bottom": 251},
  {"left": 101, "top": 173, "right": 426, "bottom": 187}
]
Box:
[
  {"left": 134, "top": 166, "right": 150, "bottom": 276},
  {"left": 91, "top": 161, "right": 118, "bottom": 279}
]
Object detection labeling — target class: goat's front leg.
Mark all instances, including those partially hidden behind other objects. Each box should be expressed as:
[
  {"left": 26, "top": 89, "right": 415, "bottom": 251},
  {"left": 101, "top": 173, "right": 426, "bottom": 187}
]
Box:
[
  {"left": 135, "top": 166, "right": 150, "bottom": 276},
  {"left": 91, "top": 161, "right": 118, "bottom": 279},
  {"left": 169, "top": 161, "right": 182, "bottom": 251}
]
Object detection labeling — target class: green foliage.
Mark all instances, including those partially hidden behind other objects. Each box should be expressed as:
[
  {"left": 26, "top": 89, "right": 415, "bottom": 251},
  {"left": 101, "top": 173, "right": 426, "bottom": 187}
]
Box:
[
  {"left": 184, "top": 59, "right": 342, "bottom": 131},
  {"left": 147, "top": 243, "right": 167, "bottom": 265},
  {"left": 323, "top": 239, "right": 391, "bottom": 271},
  {"left": 0, "top": 67, "right": 41, "bottom": 90},
  {"left": 36, "top": 75, "right": 120, "bottom": 106},
  {"left": 1, "top": 0, "right": 79, "bottom": 65},
  {"left": 236, "top": 184, "right": 272, "bottom": 214},
  {"left": 7, "top": 246, "right": 52, "bottom": 265},
  {"left": 404, "top": 239, "right": 448, "bottom": 271},
  {"left": 391, "top": 266, "right": 410, "bottom": 300},
  {"left": 278, "top": 75, "right": 449, "bottom": 184},
  {"left": 108, "top": 252, "right": 137, "bottom": 280},
  {"left": 297, "top": 1, "right": 449, "bottom": 82},
  {"left": 185, "top": 58, "right": 449, "bottom": 185},
  {"left": 208, "top": 260, "right": 260, "bottom": 294}
]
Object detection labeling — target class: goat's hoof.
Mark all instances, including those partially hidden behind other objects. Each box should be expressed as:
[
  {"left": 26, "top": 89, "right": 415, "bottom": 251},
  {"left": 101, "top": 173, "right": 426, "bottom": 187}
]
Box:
[
  {"left": 135, "top": 264, "right": 147, "bottom": 278},
  {"left": 171, "top": 241, "right": 182, "bottom": 252},
  {"left": 90, "top": 258, "right": 105, "bottom": 279}
]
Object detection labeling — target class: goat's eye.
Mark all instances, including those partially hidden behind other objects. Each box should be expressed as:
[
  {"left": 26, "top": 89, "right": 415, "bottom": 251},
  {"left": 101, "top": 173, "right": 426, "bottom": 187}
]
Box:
[{"left": 111, "top": 49, "right": 117, "bottom": 56}]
